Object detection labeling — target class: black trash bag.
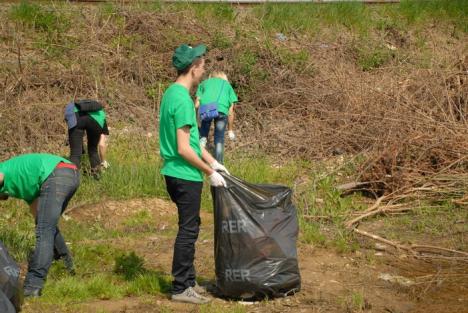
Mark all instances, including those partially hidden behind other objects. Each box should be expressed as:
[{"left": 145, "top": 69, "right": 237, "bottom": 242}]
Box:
[
  {"left": 0, "top": 241, "right": 21, "bottom": 312},
  {"left": 213, "top": 173, "right": 301, "bottom": 300},
  {"left": 0, "top": 290, "right": 16, "bottom": 313}
]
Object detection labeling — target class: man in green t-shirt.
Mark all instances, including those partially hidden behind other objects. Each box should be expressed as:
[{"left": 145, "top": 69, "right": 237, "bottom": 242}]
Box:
[
  {"left": 0, "top": 154, "right": 80, "bottom": 297},
  {"left": 159, "top": 44, "right": 228, "bottom": 304}
]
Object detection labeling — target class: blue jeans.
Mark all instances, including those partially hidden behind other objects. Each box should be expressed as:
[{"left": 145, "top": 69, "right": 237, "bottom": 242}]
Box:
[
  {"left": 23, "top": 167, "right": 80, "bottom": 290},
  {"left": 199, "top": 113, "right": 227, "bottom": 164}
]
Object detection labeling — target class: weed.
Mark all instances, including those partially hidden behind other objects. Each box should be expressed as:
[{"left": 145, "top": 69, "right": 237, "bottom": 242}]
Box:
[
  {"left": 9, "top": 1, "right": 69, "bottom": 33},
  {"left": 193, "top": 3, "right": 236, "bottom": 24},
  {"left": 349, "top": 290, "right": 367, "bottom": 311},
  {"left": 212, "top": 31, "right": 232, "bottom": 49},
  {"left": 124, "top": 210, "right": 152, "bottom": 228},
  {"left": 114, "top": 251, "right": 145, "bottom": 281},
  {"left": 126, "top": 270, "right": 172, "bottom": 295},
  {"left": 0, "top": 200, "right": 34, "bottom": 261},
  {"left": 299, "top": 219, "right": 326, "bottom": 246},
  {"left": 333, "top": 230, "right": 359, "bottom": 254},
  {"left": 355, "top": 42, "right": 394, "bottom": 71},
  {"left": 238, "top": 51, "right": 258, "bottom": 76},
  {"left": 42, "top": 274, "right": 126, "bottom": 303}
]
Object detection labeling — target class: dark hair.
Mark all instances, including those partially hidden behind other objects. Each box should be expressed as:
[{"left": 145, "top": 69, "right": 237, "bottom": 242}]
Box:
[{"left": 177, "top": 57, "right": 203, "bottom": 77}]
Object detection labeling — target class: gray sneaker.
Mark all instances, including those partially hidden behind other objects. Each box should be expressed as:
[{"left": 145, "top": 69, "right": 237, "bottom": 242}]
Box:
[
  {"left": 192, "top": 282, "right": 207, "bottom": 295},
  {"left": 171, "top": 287, "right": 211, "bottom": 304}
]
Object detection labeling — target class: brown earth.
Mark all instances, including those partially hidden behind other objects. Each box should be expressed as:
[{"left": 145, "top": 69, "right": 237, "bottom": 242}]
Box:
[{"left": 22, "top": 198, "right": 468, "bottom": 313}]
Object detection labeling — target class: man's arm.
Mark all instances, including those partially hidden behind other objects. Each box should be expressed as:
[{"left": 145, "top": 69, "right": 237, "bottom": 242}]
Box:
[
  {"left": 228, "top": 106, "right": 235, "bottom": 132},
  {"left": 0, "top": 173, "right": 8, "bottom": 200},
  {"left": 29, "top": 198, "right": 38, "bottom": 218},
  {"left": 177, "top": 126, "right": 214, "bottom": 176},
  {"left": 98, "top": 134, "right": 108, "bottom": 164}
]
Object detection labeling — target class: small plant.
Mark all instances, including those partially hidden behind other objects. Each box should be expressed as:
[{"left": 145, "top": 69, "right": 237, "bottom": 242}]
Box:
[
  {"left": 238, "top": 51, "right": 258, "bottom": 75},
  {"left": 212, "top": 31, "right": 232, "bottom": 49},
  {"left": 114, "top": 251, "right": 145, "bottom": 280},
  {"left": 300, "top": 219, "right": 326, "bottom": 246},
  {"left": 355, "top": 42, "right": 394, "bottom": 71}
]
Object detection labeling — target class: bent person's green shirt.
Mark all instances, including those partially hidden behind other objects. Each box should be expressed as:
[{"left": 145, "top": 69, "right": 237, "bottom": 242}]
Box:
[
  {"left": 159, "top": 83, "right": 203, "bottom": 182},
  {"left": 0, "top": 153, "right": 71, "bottom": 204},
  {"left": 196, "top": 78, "right": 238, "bottom": 115}
]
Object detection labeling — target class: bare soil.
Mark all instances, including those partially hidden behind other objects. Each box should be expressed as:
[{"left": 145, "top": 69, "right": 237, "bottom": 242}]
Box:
[{"left": 21, "top": 198, "right": 466, "bottom": 313}]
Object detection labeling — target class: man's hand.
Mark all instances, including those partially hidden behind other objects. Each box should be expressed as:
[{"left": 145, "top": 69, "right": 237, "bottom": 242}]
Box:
[
  {"left": 228, "top": 130, "right": 235, "bottom": 141},
  {"left": 209, "top": 171, "right": 227, "bottom": 187},
  {"left": 210, "top": 160, "right": 230, "bottom": 175}
]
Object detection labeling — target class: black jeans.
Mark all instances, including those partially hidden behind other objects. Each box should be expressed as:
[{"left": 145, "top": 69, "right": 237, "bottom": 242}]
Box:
[
  {"left": 164, "top": 175, "right": 203, "bottom": 295},
  {"left": 68, "top": 115, "right": 103, "bottom": 170}
]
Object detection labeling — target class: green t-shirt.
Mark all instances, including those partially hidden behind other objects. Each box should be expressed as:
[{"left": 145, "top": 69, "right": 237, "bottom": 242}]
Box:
[
  {"left": 159, "top": 83, "right": 203, "bottom": 182},
  {"left": 74, "top": 106, "right": 106, "bottom": 128},
  {"left": 0, "top": 153, "right": 71, "bottom": 204},
  {"left": 196, "top": 78, "right": 238, "bottom": 115}
]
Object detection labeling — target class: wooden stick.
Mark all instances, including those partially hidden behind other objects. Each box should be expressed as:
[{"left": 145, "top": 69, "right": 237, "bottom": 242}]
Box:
[
  {"left": 353, "top": 228, "right": 468, "bottom": 261},
  {"left": 345, "top": 196, "right": 387, "bottom": 228},
  {"left": 410, "top": 245, "right": 468, "bottom": 257}
]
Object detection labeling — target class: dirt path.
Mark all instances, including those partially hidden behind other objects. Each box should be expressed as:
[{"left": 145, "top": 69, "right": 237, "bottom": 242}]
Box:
[{"left": 23, "top": 198, "right": 468, "bottom": 313}]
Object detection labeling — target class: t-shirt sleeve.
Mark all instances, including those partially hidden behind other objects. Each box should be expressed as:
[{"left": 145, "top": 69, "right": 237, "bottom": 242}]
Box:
[
  {"left": 195, "top": 83, "right": 204, "bottom": 98},
  {"left": 174, "top": 99, "right": 195, "bottom": 129},
  {"left": 229, "top": 84, "right": 238, "bottom": 104}
]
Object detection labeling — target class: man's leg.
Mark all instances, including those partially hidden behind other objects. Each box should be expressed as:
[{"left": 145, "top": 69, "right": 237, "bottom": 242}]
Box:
[
  {"left": 198, "top": 119, "right": 212, "bottom": 148},
  {"left": 68, "top": 127, "right": 84, "bottom": 169},
  {"left": 24, "top": 167, "right": 79, "bottom": 295},
  {"left": 213, "top": 114, "right": 227, "bottom": 163},
  {"left": 165, "top": 176, "right": 203, "bottom": 294},
  {"left": 53, "top": 176, "right": 80, "bottom": 274},
  {"left": 85, "top": 117, "right": 103, "bottom": 172}
]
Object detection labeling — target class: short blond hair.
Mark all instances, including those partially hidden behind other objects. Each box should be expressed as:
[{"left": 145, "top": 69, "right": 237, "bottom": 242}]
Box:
[{"left": 209, "top": 71, "right": 228, "bottom": 81}]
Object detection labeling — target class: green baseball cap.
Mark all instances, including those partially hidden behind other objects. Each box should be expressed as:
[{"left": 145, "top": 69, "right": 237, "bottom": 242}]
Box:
[{"left": 172, "top": 44, "right": 207, "bottom": 71}]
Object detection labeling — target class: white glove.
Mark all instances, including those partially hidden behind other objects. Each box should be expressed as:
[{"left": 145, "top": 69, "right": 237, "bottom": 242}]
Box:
[
  {"left": 209, "top": 171, "right": 227, "bottom": 187},
  {"left": 199, "top": 137, "right": 207, "bottom": 148},
  {"left": 228, "top": 130, "right": 236, "bottom": 141},
  {"left": 211, "top": 160, "right": 230, "bottom": 174},
  {"left": 101, "top": 160, "right": 110, "bottom": 169}
]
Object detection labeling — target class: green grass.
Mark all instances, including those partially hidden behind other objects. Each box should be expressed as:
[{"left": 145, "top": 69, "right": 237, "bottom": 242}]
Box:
[
  {"left": 0, "top": 200, "right": 35, "bottom": 260},
  {"left": 9, "top": 1, "right": 70, "bottom": 33},
  {"left": 255, "top": 1, "right": 468, "bottom": 35},
  {"left": 114, "top": 251, "right": 145, "bottom": 280}
]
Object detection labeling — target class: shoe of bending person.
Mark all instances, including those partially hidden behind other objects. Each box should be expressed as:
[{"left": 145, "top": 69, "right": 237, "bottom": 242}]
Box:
[{"left": 171, "top": 287, "right": 211, "bottom": 304}]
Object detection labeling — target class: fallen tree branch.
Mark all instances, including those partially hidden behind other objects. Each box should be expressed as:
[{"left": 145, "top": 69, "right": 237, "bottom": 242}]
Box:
[{"left": 352, "top": 228, "right": 468, "bottom": 262}]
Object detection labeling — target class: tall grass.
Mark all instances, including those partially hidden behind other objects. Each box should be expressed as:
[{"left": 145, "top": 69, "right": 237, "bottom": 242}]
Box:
[{"left": 9, "top": 1, "right": 69, "bottom": 33}]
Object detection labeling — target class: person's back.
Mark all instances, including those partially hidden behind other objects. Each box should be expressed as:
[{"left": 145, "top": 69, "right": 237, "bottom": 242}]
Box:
[{"left": 196, "top": 71, "right": 238, "bottom": 163}]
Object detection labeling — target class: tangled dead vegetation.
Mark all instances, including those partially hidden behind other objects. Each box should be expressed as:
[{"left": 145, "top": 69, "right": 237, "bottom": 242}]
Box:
[{"left": 0, "top": 3, "right": 466, "bottom": 205}]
